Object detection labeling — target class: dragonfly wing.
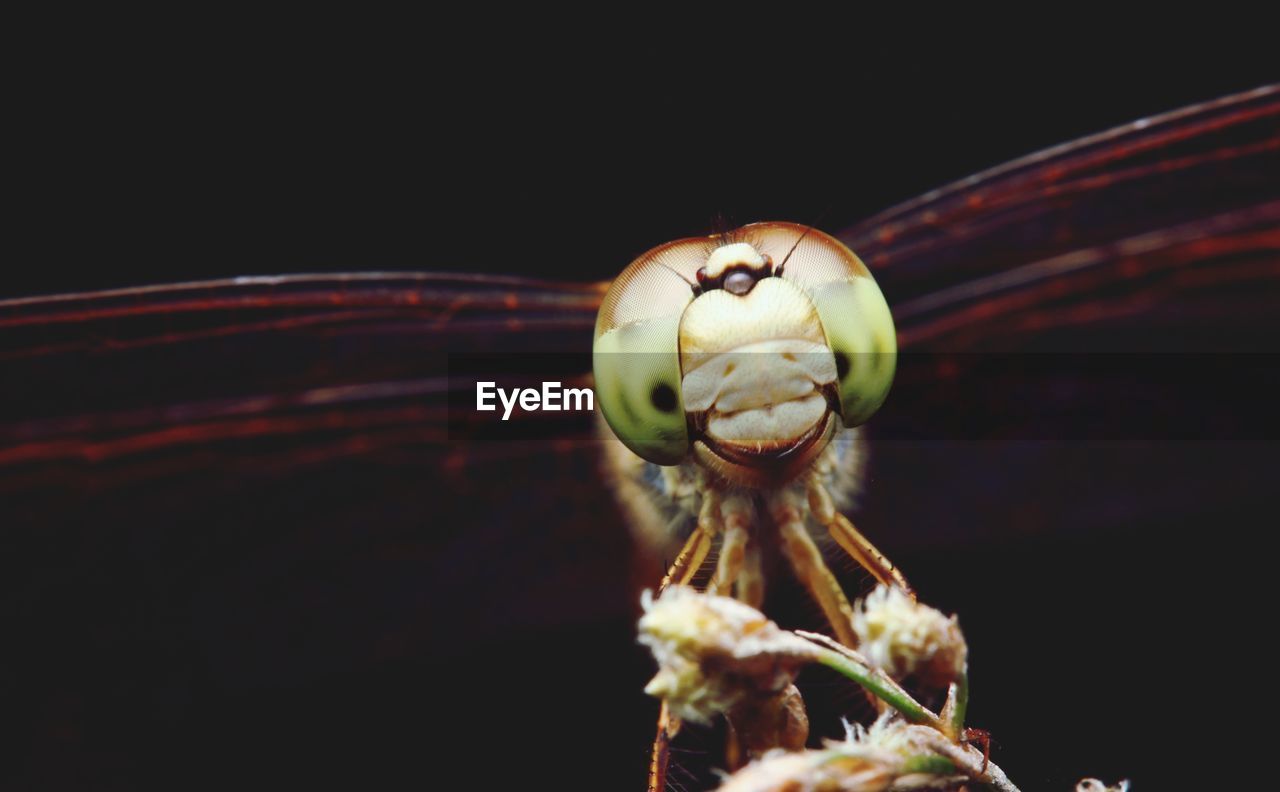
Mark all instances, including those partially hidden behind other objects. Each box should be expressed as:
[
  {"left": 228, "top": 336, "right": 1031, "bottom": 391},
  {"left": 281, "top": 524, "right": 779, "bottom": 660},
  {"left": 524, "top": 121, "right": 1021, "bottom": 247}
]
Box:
[
  {"left": 833, "top": 85, "right": 1279, "bottom": 555},
  {"left": 847, "top": 84, "right": 1280, "bottom": 352},
  {"left": 816, "top": 86, "right": 1280, "bottom": 790},
  {"left": 0, "top": 274, "right": 632, "bottom": 691}
]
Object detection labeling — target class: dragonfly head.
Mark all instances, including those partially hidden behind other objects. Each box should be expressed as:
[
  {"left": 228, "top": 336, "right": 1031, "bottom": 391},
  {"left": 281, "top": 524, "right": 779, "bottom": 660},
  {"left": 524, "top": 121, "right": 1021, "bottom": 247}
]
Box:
[{"left": 593, "top": 222, "right": 896, "bottom": 485}]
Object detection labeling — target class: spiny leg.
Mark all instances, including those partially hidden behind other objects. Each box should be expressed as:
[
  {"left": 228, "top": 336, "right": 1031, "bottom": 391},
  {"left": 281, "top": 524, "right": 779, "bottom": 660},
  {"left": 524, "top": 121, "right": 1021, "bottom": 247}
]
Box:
[
  {"left": 738, "top": 533, "right": 765, "bottom": 609},
  {"left": 709, "top": 493, "right": 751, "bottom": 596},
  {"left": 649, "top": 492, "right": 722, "bottom": 792},
  {"left": 717, "top": 495, "right": 802, "bottom": 771},
  {"left": 769, "top": 491, "right": 860, "bottom": 650},
  {"left": 807, "top": 477, "right": 913, "bottom": 595},
  {"left": 658, "top": 492, "right": 719, "bottom": 594},
  {"left": 648, "top": 701, "right": 673, "bottom": 792},
  {"left": 773, "top": 489, "right": 888, "bottom": 715},
  {"left": 829, "top": 511, "right": 912, "bottom": 594}
]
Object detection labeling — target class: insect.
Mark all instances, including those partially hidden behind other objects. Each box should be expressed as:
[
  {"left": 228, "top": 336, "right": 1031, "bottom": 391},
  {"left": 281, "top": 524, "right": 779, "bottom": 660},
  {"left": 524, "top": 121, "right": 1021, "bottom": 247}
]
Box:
[
  {"left": 1, "top": 86, "right": 1276, "bottom": 789},
  {"left": 595, "top": 220, "right": 907, "bottom": 612},
  {"left": 593, "top": 220, "right": 917, "bottom": 788}
]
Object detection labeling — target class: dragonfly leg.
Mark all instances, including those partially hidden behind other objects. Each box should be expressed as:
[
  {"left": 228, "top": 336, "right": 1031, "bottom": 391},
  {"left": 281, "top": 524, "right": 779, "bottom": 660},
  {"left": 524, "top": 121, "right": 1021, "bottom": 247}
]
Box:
[
  {"left": 738, "top": 533, "right": 765, "bottom": 608},
  {"left": 649, "top": 491, "right": 723, "bottom": 792},
  {"left": 648, "top": 700, "right": 673, "bottom": 792},
  {"left": 709, "top": 493, "right": 751, "bottom": 596},
  {"left": 658, "top": 491, "right": 720, "bottom": 594},
  {"left": 770, "top": 491, "right": 860, "bottom": 649},
  {"left": 807, "top": 477, "right": 913, "bottom": 596},
  {"left": 715, "top": 494, "right": 801, "bottom": 771}
]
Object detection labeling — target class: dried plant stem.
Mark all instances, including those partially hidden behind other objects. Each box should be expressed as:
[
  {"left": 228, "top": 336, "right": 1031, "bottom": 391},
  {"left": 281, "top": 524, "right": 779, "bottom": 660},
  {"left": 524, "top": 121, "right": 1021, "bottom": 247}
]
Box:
[{"left": 910, "top": 727, "right": 1019, "bottom": 792}]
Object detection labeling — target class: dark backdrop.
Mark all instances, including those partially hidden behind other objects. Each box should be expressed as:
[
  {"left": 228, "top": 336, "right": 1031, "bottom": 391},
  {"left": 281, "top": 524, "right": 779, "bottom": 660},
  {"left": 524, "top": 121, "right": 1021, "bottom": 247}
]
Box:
[
  {"left": 6, "top": 23, "right": 1276, "bottom": 792},
  {"left": 13, "top": 29, "right": 1274, "bottom": 297}
]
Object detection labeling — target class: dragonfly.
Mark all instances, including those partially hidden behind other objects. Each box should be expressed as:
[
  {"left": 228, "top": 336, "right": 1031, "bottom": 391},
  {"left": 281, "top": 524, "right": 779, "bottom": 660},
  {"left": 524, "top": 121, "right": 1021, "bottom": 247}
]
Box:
[{"left": 1, "top": 86, "right": 1277, "bottom": 790}]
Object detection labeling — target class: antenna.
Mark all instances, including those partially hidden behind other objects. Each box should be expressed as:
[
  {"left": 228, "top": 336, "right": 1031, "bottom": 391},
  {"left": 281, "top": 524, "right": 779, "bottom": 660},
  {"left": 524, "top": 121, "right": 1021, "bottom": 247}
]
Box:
[
  {"left": 653, "top": 258, "right": 700, "bottom": 295},
  {"left": 775, "top": 206, "right": 833, "bottom": 278}
]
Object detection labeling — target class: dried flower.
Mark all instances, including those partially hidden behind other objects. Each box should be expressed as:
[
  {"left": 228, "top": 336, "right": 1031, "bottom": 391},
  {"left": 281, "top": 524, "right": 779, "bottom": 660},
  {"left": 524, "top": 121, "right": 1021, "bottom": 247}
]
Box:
[
  {"left": 715, "top": 749, "right": 896, "bottom": 792},
  {"left": 839, "top": 711, "right": 937, "bottom": 757},
  {"left": 1077, "top": 780, "right": 1130, "bottom": 792},
  {"left": 714, "top": 712, "right": 968, "bottom": 792},
  {"left": 851, "top": 585, "right": 967, "bottom": 688},
  {"left": 641, "top": 589, "right": 1021, "bottom": 792},
  {"left": 638, "top": 586, "right": 818, "bottom": 725}
]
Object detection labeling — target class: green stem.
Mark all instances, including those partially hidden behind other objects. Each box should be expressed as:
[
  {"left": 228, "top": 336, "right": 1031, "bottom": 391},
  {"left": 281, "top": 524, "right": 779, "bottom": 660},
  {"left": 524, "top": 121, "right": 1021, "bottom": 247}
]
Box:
[
  {"left": 811, "top": 645, "right": 945, "bottom": 731},
  {"left": 901, "top": 754, "right": 959, "bottom": 776},
  {"left": 950, "top": 670, "right": 970, "bottom": 738}
]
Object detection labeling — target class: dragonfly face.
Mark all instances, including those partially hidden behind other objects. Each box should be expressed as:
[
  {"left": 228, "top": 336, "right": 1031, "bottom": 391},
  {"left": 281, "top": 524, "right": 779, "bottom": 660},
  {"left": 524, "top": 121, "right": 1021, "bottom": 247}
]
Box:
[{"left": 593, "top": 222, "right": 896, "bottom": 487}]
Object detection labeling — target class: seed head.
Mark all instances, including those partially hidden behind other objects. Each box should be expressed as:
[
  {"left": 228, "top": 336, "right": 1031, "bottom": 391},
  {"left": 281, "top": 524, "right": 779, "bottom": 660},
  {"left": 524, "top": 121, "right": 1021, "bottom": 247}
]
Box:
[
  {"left": 851, "top": 585, "right": 967, "bottom": 688},
  {"left": 638, "top": 586, "right": 817, "bottom": 724},
  {"left": 715, "top": 712, "right": 968, "bottom": 792}
]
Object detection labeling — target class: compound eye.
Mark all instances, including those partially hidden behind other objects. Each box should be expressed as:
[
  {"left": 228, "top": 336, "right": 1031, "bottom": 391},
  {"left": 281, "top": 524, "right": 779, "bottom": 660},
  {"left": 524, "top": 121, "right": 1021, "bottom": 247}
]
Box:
[
  {"left": 593, "top": 238, "right": 708, "bottom": 464},
  {"left": 742, "top": 222, "right": 898, "bottom": 426}
]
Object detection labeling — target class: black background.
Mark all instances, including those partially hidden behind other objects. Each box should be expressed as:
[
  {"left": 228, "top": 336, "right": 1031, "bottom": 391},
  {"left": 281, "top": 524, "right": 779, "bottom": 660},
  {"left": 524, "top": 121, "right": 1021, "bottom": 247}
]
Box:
[
  {"left": 14, "top": 27, "right": 1274, "bottom": 296},
  {"left": 7, "top": 21, "right": 1277, "bottom": 791}
]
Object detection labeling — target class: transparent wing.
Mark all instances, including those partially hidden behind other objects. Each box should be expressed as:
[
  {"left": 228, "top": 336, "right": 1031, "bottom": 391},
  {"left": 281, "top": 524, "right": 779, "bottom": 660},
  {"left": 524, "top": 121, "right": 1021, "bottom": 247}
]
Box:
[
  {"left": 0, "top": 272, "right": 632, "bottom": 786},
  {"left": 1, "top": 272, "right": 604, "bottom": 481},
  {"left": 830, "top": 85, "right": 1279, "bottom": 558},
  {"left": 0, "top": 273, "right": 619, "bottom": 686},
  {"left": 849, "top": 84, "right": 1279, "bottom": 352},
  {"left": 824, "top": 85, "right": 1280, "bottom": 790}
]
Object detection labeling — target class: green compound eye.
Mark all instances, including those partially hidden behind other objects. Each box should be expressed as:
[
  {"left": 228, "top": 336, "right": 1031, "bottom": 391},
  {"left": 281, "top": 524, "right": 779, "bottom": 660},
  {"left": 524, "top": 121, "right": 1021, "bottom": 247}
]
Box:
[
  {"left": 593, "top": 316, "right": 688, "bottom": 464},
  {"left": 808, "top": 276, "right": 897, "bottom": 426},
  {"left": 738, "top": 222, "right": 897, "bottom": 427},
  {"left": 593, "top": 237, "right": 707, "bottom": 465}
]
